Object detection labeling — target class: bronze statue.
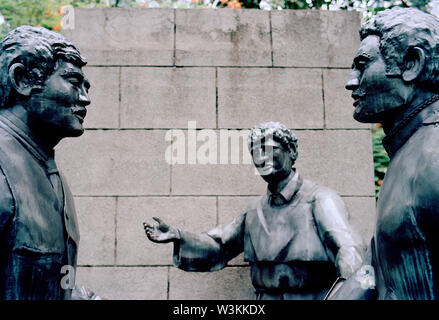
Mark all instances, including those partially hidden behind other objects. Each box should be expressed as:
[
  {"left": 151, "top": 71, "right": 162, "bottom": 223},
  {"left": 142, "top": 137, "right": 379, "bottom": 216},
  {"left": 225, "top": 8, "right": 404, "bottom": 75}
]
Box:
[
  {"left": 144, "top": 122, "right": 364, "bottom": 300},
  {"left": 329, "top": 7, "right": 439, "bottom": 300},
  {"left": 0, "top": 26, "right": 98, "bottom": 300}
]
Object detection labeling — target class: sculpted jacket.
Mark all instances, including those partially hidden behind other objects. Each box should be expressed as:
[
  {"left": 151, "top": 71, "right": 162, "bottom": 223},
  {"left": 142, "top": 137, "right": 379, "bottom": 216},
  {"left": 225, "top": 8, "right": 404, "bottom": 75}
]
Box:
[
  {"left": 330, "top": 101, "right": 439, "bottom": 300},
  {"left": 173, "top": 171, "right": 364, "bottom": 299},
  {"left": 0, "top": 111, "right": 80, "bottom": 300},
  {"left": 372, "top": 102, "right": 439, "bottom": 300}
]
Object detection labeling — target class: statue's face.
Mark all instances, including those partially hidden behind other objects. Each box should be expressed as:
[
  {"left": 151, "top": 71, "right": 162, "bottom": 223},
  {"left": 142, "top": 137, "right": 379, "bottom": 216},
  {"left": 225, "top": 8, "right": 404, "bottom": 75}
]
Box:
[
  {"left": 346, "top": 35, "right": 406, "bottom": 123},
  {"left": 27, "top": 59, "right": 90, "bottom": 138},
  {"left": 251, "top": 137, "right": 293, "bottom": 183}
]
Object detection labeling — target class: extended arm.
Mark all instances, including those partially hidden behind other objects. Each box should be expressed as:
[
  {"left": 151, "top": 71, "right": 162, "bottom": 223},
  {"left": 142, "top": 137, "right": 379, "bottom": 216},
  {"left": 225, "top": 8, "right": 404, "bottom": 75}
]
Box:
[
  {"left": 144, "top": 214, "right": 246, "bottom": 272},
  {"left": 313, "top": 188, "right": 365, "bottom": 278}
]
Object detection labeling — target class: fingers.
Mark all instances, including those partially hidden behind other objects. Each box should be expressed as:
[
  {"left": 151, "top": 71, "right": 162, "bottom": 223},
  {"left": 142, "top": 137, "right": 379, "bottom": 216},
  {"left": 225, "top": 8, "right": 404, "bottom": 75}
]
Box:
[{"left": 152, "top": 217, "right": 163, "bottom": 225}]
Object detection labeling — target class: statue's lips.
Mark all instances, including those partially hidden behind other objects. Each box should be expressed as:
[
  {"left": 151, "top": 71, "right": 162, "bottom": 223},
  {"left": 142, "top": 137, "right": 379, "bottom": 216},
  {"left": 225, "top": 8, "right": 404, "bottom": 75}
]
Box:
[
  {"left": 257, "top": 164, "right": 273, "bottom": 175},
  {"left": 72, "top": 108, "right": 87, "bottom": 122},
  {"left": 352, "top": 93, "right": 364, "bottom": 107}
]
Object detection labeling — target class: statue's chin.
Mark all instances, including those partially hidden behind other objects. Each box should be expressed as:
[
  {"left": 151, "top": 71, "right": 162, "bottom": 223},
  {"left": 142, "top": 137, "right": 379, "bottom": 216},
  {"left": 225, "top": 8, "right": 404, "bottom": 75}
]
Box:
[
  {"left": 353, "top": 108, "right": 380, "bottom": 124},
  {"left": 257, "top": 166, "right": 273, "bottom": 177}
]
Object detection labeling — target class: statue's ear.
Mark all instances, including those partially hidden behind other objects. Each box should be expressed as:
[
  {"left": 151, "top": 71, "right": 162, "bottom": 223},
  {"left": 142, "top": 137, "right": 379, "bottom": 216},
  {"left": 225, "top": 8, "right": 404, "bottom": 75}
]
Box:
[
  {"left": 402, "top": 47, "right": 425, "bottom": 82},
  {"left": 8, "top": 63, "right": 33, "bottom": 97}
]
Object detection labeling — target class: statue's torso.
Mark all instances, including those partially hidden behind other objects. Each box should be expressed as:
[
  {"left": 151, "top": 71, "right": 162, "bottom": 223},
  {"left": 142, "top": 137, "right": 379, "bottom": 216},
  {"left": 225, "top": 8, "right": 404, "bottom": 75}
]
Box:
[
  {"left": 0, "top": 124, "right": 79, "bottom": 300},
  {"left": 376, "top": 123, "right": 439, "bottom": 299},
  {"left": 243, "top": 179, "right": 337, "bottom": 294}
]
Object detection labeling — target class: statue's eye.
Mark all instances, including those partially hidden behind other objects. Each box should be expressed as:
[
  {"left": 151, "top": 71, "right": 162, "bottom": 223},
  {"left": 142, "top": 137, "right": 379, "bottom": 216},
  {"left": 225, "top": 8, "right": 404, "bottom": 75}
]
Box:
[
  {"left": 68, "top": 77, "right": 80, "bottom": 86},
  {"left": 356, "top": 60, "right": 367, "bottom": 71}
]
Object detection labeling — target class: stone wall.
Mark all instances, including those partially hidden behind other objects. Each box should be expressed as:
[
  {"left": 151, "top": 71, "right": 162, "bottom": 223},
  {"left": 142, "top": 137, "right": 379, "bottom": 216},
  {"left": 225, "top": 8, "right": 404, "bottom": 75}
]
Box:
[{"left": 58, "top": 8, "right": 376, "bottom": 300}]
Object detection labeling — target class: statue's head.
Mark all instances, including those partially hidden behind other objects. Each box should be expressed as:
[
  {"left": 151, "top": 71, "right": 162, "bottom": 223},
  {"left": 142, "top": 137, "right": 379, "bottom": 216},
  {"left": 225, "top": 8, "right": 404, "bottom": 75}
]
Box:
[
  {"left": 0, "top": 25, "right": 90, "bottom": 139},
  {"left": 346, "top": 7, "right": 439, "bottom": 123},
  {"left": 248, "top": 121, "right": 298, "bottom": 183}
]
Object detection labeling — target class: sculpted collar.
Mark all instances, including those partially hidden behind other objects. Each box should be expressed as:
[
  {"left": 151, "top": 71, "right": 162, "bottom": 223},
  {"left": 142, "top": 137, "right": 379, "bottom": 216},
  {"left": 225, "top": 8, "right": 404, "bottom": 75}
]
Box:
[
  {"left": 267, "top": 170, "right": 303, "bottom": 205},
  {"left": 382, "top": 95, "right": 439, "bottom": 158},
  {"left": 0, "top": 110, "right": 59, "bottom": 174}
]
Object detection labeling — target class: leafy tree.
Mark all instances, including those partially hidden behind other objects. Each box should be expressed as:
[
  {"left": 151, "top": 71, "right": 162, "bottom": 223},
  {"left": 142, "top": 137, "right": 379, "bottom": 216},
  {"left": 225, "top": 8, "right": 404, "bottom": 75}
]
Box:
[
  {"left": 0, "top": 0, "right": 69, "bottom": 36},
  {"left": 371, "top": 124, "right": 389, "bottom": 198}
]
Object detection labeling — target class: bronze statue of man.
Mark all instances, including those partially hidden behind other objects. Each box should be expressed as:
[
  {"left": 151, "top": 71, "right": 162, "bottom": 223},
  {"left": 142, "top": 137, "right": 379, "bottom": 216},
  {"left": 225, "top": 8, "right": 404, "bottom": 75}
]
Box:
[
  {"left": 144, "top": 122, "right": 364, "bottom": 300},
  {"left": 329, "top": 7, "right": 439, "bottom": 300},
  {"left": 0, "top": 26, "right": 97, "bottom": 299}
]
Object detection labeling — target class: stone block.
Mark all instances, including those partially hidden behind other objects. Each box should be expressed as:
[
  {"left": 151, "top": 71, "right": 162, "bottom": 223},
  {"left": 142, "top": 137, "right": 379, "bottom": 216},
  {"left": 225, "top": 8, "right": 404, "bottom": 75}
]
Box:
[
  {"left": 176, "top": 9, "right": 271, "bottom": 66},
  {"left": 116, "top": 197, "right": 217, "bottom": 265},
  {"left": 323, "top": 69, "right": 369, "bottom": 129},
  {"left": 172, "top": 162, "right": 266, "bottom": 196},
  {"left": 82, "top": 67, "right": 119, "bottom": 129},
  {"left": 63, "top": 8, "right": 174, "bottom": 65},
  {"left": 76, "top": 266, "right": 167, "bottom": 300},
  {"left": 56, "top": 130, "right": 170, "bottom": 196},
  {"left": 343, "top": 196, "right": 377, "bottom": 245},
  {"left": 120, "top": 67, "right": 216, "bottom": 128},
  {"left": 294, "top": 130, "right": 375, "bottom": 196},
  {"left": 75, "top": 197, "right": 116, "bottom": 265},
  {"left": 170, "top": 127, "right": 266, "bottom": 195},
  {"left": 272, "top": 10, "right": 361, "bottom": 67},
  {"left": 218, "top": 68, "right": 324, "bottom": 129},
  {"left": 169, "top": 267, "right": 253, "bottom": 299}
]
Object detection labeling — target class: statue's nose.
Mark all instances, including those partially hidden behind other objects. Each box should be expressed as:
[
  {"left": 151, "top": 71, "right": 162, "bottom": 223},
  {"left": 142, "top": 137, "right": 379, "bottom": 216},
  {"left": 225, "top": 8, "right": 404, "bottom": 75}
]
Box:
[{"left": 345, "top": 70, "right": 360, "bottom": 91}]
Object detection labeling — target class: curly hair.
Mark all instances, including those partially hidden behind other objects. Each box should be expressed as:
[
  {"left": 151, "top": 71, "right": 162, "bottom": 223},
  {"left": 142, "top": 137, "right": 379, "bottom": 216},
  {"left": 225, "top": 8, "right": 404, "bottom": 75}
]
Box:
[
  {"left": 0, "top": 25, "right": 87, "bottom": 108},
  {"left": 360, "top": 7, "right": 439, "bottom": 92},
  {"left": 248, "top": 121, "right": 298, "bottom": 161}
]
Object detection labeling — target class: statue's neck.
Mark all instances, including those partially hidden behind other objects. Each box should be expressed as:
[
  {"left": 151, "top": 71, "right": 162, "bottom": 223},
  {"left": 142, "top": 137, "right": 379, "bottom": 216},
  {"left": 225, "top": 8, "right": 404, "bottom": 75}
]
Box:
[
  {"left": 382, "top": 89, "right": 436, "bottom": 134},
  {"left": 268, "top": 170, "right": 295, "bottom": 194},
  {"left": 0, "top": 104, "right": 60, "bottom": 154}
]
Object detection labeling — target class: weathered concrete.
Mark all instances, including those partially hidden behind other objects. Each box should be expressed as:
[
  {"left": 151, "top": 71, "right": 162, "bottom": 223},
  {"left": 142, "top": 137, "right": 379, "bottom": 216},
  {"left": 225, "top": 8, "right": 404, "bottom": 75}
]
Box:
[
  {"left": 120, "top": 67, "right": 216, "bottom": 128},
  {"left": 63, "top": 8, "right": 174, "bottom": 65},
  {"left": 272, "top": 10, "right": 361, "bottom": 67},
  {"left": 176, "top": 9, "right": 271, "bottom": 66},
  {"left": 218, "top": 68, "right": 324, "bottom": 129},
  {"left": 76, "top": 266, "right": 168, "bottom": 300},
  {"left": 57, "top": 130, "right": 171, "bottom": 196},
  {"left": 169, "top": 267, "right": 254, "bottom": 300},
  {"left": 294, "top": 130, "right": 375, "bottom": 196},
  {"left": 75, "top": 197, "right": 116, "bottom": 265}
]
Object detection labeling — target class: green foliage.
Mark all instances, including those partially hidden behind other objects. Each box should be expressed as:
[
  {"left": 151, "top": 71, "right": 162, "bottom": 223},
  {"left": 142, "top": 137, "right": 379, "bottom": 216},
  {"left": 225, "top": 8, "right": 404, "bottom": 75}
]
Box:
[
  {"left": 70, "top": 0, "right": 112, "bottom": 8},
  {"left": 371, "top": 124, "right": 389, "bottom": 198},
  {"left": 0, "top": 0, "right": 69, "bottom": 37}
]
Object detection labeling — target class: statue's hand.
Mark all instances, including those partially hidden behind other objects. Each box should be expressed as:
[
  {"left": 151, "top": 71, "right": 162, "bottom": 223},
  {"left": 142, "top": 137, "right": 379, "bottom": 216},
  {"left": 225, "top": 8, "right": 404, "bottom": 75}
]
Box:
[{"left": 143, "top": 217, "right": 180, "bottom": 243}]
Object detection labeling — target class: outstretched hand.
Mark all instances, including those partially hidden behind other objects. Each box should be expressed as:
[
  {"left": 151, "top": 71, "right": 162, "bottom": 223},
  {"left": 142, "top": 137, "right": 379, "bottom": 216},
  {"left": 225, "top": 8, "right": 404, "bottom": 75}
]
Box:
[{"left": 143, "top": 217, "right": 180, "bottom": 243}]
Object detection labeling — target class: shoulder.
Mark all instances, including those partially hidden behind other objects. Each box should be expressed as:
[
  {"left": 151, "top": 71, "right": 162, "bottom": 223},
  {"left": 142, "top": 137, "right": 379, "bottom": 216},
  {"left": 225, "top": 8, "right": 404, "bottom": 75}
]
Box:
[
  {"left": 305, "top": 181, "right": 349, "bottom": 218},
  {"left": 244, "top": 195, "right": 264, "bottom": 212},
  {"left": 302, "top": 179, "right": 342, "bottom": 202}
]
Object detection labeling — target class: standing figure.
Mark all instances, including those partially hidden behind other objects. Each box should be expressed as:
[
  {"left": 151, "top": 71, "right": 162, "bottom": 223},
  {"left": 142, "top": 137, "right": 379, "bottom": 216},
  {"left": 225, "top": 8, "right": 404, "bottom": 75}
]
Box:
[
  {"left": 144, "top": 122, "right": 364, "bottom": 300},
  {"left": 0, "top": 26, "right": 96, "bottom": 299},
  {"left": 330, "top": 7, "right": 439, "bottom": 300}
]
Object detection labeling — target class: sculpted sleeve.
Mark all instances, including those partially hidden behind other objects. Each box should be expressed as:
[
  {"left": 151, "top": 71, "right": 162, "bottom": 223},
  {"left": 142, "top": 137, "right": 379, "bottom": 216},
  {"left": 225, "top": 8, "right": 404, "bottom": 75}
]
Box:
[
  {"left": 0, "top": 166, "right": 14, "bottom": 236},
  {"left": 173, "top": 213, "right": 246, "bottom": 272},
  {"left": 312, "top": 187, "right": 365, "bottom": 278}
]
